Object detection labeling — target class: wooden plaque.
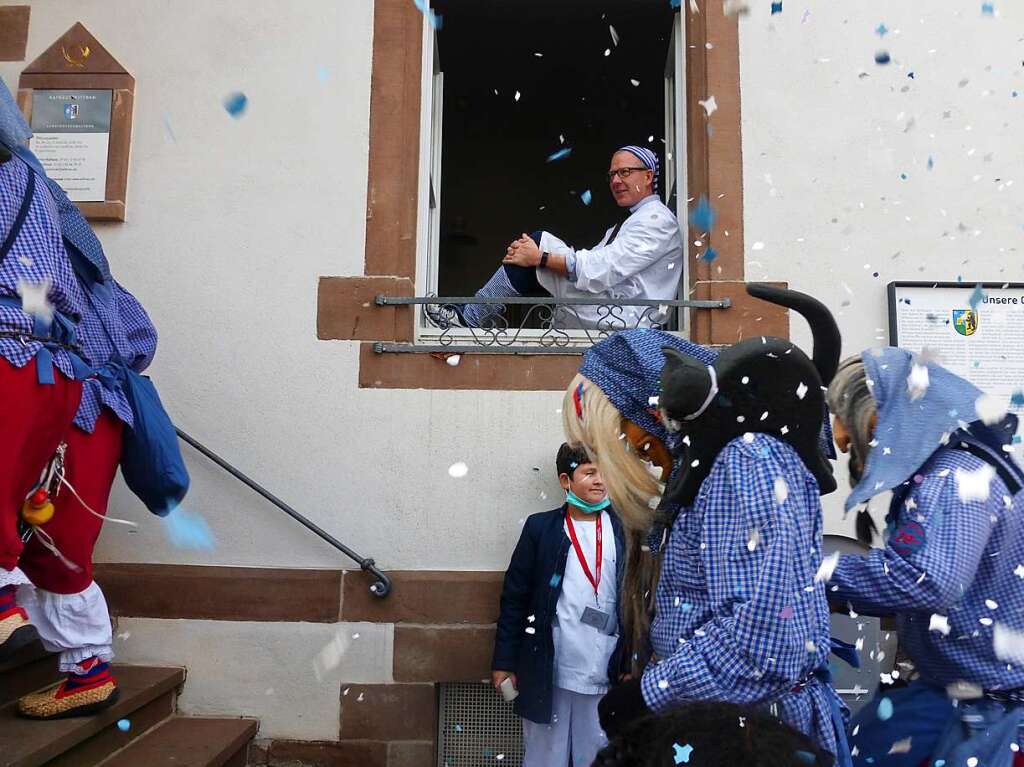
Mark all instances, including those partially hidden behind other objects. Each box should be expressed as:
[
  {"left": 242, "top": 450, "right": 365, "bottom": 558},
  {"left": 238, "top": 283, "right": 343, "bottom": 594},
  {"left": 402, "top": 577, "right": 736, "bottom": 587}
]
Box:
[{"left": 17, "top": 22, "right": 134, "bottom": 222}]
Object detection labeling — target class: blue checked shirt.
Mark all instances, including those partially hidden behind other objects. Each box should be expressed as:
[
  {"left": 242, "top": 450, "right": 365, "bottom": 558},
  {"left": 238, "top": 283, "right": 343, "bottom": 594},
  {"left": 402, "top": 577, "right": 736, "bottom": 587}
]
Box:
[
  {"left": 830, "top": 446, "right": 1024, "bottom": 694},
  {"left": 74, "top": 279, "right": 157, "bottom": 432},
  {"left": 0, "top": 156, "right": 87, "bottom": 380},
  {"left": 643, "top": 434, "right": 843, "bottom": 758}
]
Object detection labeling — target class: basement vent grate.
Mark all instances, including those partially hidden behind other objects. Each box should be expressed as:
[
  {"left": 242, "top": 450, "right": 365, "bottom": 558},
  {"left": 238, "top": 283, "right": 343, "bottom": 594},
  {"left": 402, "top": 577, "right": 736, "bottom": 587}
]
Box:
[{"left": 438, "top": 682, "right": 524, "bottom": 767}]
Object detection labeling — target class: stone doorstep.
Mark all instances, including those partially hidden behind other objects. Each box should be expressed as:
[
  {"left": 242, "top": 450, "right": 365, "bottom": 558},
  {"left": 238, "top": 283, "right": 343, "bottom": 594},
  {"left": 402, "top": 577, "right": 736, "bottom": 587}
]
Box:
[{"left": 249, "top": 737, "right": 433, "bottom": 767}]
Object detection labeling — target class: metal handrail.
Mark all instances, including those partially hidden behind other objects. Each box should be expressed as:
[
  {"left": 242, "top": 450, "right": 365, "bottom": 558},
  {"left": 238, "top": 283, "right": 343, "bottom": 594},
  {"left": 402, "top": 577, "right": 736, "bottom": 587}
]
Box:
[
  {"left": 377, "top": 295, "right": 731, "bottom": 309},
  {"left": 175, "top": 428, "right": 391, "bottom": 598}
]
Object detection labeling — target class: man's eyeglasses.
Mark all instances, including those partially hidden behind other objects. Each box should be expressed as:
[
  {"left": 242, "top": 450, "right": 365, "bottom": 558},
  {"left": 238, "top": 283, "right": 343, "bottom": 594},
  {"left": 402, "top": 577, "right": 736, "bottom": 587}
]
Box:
[{"left": 606, "top": 167, "right": 650, "bottom": 182}]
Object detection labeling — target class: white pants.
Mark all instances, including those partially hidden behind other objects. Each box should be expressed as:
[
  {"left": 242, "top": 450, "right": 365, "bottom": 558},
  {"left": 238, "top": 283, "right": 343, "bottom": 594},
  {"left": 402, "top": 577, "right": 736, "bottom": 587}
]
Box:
[
  {"left": 17, "top": 581, "right": 114, "bottom": 672},
  {"left": 522, "top": 686, "right": 608, "bottom": 767}
]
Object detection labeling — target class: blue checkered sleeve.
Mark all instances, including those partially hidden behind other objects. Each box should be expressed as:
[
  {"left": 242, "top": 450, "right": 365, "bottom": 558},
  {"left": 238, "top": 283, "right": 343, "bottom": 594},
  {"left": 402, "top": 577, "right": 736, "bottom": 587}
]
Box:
[
  {"left": 642, "top": 435, "right": 830, "bottom": 710},
  {"left": 114, "top": 281, "right": 157, "bottom": 372},
  {"left": 830, "top": 450, "right": 996, "bottom": 617}
]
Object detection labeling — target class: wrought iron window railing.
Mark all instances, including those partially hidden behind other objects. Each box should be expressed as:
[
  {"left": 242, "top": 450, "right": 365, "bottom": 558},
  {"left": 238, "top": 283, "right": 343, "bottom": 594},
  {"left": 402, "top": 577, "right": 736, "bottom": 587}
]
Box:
[{"left": 374, "top": 295, "right": 731, "bottom": 354}]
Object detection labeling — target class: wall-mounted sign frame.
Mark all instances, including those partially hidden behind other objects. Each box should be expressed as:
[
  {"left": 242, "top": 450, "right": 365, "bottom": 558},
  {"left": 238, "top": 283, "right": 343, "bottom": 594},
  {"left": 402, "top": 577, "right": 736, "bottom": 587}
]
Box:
[
  {"left": 16, "top": 22, "right": 134, "bottom": 221},
  {"left": 888, "top": 281, "right": 1024, "bottom": 405}
]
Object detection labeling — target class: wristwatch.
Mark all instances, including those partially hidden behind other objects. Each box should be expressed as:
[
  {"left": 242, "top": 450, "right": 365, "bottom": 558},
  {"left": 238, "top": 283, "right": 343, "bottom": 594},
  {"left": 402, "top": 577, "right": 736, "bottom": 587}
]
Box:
[{"left": 539, "top": 252, "right": 550, "bottom": 269}]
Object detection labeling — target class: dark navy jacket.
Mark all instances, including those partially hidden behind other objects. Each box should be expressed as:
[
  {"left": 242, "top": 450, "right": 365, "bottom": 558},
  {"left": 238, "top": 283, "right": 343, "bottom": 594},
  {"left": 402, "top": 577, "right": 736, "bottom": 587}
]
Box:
[{"left": 491, "top": 505, "right": 627, "bottom": 724}]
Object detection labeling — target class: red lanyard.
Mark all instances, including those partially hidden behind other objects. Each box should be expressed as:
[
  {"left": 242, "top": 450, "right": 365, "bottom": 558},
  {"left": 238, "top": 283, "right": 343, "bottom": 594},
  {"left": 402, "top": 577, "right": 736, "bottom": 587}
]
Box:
[{"left": 566, "top": 512, "right": 602, "bottom": 598}]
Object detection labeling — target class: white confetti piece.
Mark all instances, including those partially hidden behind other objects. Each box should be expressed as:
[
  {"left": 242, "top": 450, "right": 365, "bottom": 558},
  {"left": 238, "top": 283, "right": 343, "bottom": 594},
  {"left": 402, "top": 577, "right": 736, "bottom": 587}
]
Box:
[
  {"left": 975, "top": 394, "right": 1008, "bottom": 426},
  {"left": 1015, "top": 565, "right": 1024, "bottom": 578},
  {"left": 698, "top": 96, "right": 717, "bottom": 116},
  {"left": 773, "top": 478, "right": 789, "bottom": 505},
  {"left": 955, "top": 464, "right": 996, "bottom": 502},
  {"left": 751, "top": 241, "right": 765, "bottom": 251},
  {"left": 723, "top": 0, "right": 751, "bottom": 15},
  {"left": 448, "top": 462, "right": 469, "bottom": 478},
  {"left": 446, "top": 354, "right": 461, "bottom": 367},
  {"left": 796, "top": 382, "right": 808, "bottom": 400},
  {"left": 743, "top": 432, "right": 755, "bottom": 443},
  {"left": 746, "top": 528, "right": 760, "bottom": 552},
  {"left": 907, "top": 364, "right": 930, "bottom": 401},
  {"left": 986, "top": 599, "right": 999, "bottom": 610},
  {"left": 815, "top": 552, "right": 841, "bottom": 583},
  {"left": 657, "top": 679, "right": 669, "bottom": 690},
  {"left": 888, "top": 738, "right": 912, "bottom": 755},
  {"left": 994, "top": 623, "right": 1024, "bottom": 664},
  {"left": 17, "top": 279, "right": 53, "bottom": 323},
  {"left": 609, "top": 25, "right": 619, "bottom": 45},
  {"left": 514, "top": 91, "right": 521, "bottom": 102},
  {"left": 929, "top": 614, "right": 951, "bottom": 635}
]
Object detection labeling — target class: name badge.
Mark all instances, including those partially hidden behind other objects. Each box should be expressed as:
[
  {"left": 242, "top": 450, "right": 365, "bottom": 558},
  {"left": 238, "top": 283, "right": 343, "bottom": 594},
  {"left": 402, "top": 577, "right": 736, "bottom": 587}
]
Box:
[{"left": 581, "top": 606, "right": 615, "bottom": 634}]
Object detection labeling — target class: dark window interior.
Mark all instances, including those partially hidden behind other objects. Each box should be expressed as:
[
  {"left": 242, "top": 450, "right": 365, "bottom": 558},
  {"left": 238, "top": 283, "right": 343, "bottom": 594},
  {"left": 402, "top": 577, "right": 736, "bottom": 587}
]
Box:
[{"left": 432, "top": 0, "right": 676, "bottom": 299}]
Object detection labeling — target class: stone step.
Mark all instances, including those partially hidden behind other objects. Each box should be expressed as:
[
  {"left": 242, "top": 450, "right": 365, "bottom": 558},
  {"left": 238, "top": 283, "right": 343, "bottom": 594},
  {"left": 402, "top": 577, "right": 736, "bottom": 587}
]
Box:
[
  {"left": 0, "top": 651, "right": 60, "bottom": 708},
  {"left": 98, "top": 716, "right": 259, "bottom": 767},
  {"left": 0, "top": 664, "right": 185, "bottom": 767}
]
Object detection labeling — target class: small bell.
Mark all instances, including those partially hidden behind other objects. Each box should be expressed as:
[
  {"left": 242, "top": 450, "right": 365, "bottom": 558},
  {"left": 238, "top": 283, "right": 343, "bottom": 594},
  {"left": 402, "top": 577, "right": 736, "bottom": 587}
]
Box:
[{"left": 21, "top": 487, "right": 55, "bottom": 526}]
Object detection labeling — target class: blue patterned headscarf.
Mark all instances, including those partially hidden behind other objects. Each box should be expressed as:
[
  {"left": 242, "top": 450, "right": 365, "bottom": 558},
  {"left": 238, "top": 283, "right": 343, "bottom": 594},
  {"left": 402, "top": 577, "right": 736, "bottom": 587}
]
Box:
[
  {"left": 580, "top": 329, "right": 716, "bottom": 447},
  {"left": 0, "top": 77, "right": 31, "bottom": 148},
  {"left": 618, "top": 144, "right": 660, "bottom": 194},
  {"left": 844, "top": 347, "right": 987, "bottom": 512}
]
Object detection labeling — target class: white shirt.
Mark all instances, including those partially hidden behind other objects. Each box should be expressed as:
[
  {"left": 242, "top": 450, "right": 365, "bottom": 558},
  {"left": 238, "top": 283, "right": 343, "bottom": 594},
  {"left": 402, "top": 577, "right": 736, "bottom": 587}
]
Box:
[
  {"left": 552, "top": 510, "right": 619, "bottom": 695},
  {"left": 535, "top": 195, "right": 683, "bottom": 329}
]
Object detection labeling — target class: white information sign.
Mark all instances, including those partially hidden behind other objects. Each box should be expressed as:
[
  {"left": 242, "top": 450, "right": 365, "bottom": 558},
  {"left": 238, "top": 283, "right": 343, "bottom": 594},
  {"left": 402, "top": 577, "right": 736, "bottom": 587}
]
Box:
[
  {"left": 29, "top": 89, "right": 112, "bottom": 202},
  {"left": 888, "top": 282, "right": 1024, "bottom": 406}
]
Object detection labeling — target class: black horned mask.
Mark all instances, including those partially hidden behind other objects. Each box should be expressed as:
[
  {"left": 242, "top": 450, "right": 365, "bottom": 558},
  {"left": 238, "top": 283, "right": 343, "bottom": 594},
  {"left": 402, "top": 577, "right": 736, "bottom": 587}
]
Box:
[{"left": 658, "top": 283, "right": 842, "bottom": 507}]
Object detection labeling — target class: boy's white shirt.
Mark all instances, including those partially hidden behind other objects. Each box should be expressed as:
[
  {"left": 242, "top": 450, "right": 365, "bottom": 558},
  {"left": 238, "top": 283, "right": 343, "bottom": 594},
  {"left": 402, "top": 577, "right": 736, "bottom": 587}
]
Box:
[{"left": 552, "top": 509, "right": 619, "bottom": 695}]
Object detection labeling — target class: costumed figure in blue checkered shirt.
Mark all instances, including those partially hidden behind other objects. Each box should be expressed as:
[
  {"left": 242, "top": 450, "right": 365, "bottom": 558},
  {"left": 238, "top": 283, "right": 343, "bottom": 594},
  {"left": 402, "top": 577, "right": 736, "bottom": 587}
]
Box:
[
  {"left": 0, "top": 80, "right": 159, "bottom": 720},
  {"left": 563, "top": 285, "right": 852, "bottom": 766},
  {"left": 825, "top": 349, "right": 1024, "bottom": 767}
]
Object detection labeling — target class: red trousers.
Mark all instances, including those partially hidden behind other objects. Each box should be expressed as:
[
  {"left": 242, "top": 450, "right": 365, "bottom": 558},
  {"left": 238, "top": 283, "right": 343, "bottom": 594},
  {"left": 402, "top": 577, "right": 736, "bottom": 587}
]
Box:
[
  {"left": 0, "top": 359, "right": 82, "bottom": 572},
  {"left": 20, "top": 410, "right": 123, "bottom": 594}
]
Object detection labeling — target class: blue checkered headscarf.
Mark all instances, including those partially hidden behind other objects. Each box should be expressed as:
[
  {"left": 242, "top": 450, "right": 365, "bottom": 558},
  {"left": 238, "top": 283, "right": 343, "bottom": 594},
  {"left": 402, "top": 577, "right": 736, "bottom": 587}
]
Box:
[
  {"left": 618, "top": 145, "right": 660, "bottom": 194},
  {"left": 0, "top": 77, "right": 31, "bottom": 148},
  {"left": 580, "top": 329, "right": 716, "bottom": 447}
]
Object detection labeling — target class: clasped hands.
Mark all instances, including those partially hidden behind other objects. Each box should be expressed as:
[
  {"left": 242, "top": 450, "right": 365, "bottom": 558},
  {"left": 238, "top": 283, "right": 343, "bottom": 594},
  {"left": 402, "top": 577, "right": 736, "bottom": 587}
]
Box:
[{"left": 502, "top": 233, "right": 542, "bottom": 268}]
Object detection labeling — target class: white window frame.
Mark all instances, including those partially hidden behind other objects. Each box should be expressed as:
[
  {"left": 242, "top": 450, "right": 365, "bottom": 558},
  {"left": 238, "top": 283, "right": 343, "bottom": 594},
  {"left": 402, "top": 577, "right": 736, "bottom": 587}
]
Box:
[{"left": 414, "top": 7, "right": 689, "bottom": 343}]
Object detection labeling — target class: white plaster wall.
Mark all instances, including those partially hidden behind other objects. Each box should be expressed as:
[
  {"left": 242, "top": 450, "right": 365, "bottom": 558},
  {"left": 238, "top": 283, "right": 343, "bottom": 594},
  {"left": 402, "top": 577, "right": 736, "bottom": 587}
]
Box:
[
  {"left": 738, "top": 1, "right": 1024, "bottom": 533},
  {"left": 112, "top": 618, "right": 393, "bottom": 740},
  {"left": 1, "top": 0, "right": 568, "bottom": 573}
]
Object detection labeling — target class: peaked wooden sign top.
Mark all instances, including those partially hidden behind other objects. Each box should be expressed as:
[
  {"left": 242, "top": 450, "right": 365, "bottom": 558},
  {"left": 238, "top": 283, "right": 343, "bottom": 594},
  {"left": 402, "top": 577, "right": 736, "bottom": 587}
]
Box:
[{"left": 23, "top": 22, "right": 128, "bottom": 75}]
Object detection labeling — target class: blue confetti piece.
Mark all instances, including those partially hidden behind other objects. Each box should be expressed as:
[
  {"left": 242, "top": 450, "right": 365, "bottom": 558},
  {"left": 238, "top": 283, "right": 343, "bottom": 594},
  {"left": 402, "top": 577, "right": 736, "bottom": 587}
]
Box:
[
  {"left": 164, "top": 508, "right": 216, "bottom": 551},
  {"left": 969, "top": 283, "right": 987, "bottom": 312},
  {"left": 674, "top": 743, "right": 693, "bottom": 764},
  {"left": 161, "top": 114, "right": 177, "bottom": 143},
  {"left": 908, "top": 71, "right": 915, "bottom": 79},
  {"left": 117, "top": 719, "right": 131, "bottom": 732},
  {"left": 412, "top": 0, "right": 443, "bottom": 29},
  {"left": 688, "top": 194, "right": 717, "bottom": 232},
  {"left": 1013, "top": 435, "right": 1022, "bottom": 445},
  {"left": 669, "top": 0, "right": 682, "bottom": 7},
  {"left": 875, "top": 23, "right": 888, "bottom": 37},
  {"left": 770, "top": 2, "right": 783, "bottom": 14},
  {"left": 223, "top": 92, "right": 248, "bottom": 118},
  {"left": 875, "top": 50, "right": 891, "bottom": 65},
  {"left": 455, "top": 724, "right": 464, "bottom": 733},
  {"left": 549, "top": 574, "right": 562, "bottom": 588},
  {"left": 1011, "top": 391, "right": 1024, "bottom": 407},
  {"left": 581, "top": 189, "right": 593, "bottom": 206},
  {"left": 317, "top": 66, "right": 329, "bottom": 84},
  {"left": 794, "top": 751, "right": 817, "bottom": 765},
  {"left": 680, "top": 602, "right": 693, "bottom": 611},
  {"left": 927, "top": 155, "right": 934, "bottom": 170},
  {"left": 1014, "top": 91, "right": 1019, "bottom": 98},
  {"left": 546, "top": 147, "right": 572, "bottom": 163},
  {"left": 981, "top": 2, "right": 994, "bottom": 15},
  {"left": 700, "top": 247, "right": 718, "bottom": 263},
  {"left": 877, "top": 696, "right": 894, "bottom": 721},
  {"left": 900, "top": 173, "right": 907, "bottom": 180}
]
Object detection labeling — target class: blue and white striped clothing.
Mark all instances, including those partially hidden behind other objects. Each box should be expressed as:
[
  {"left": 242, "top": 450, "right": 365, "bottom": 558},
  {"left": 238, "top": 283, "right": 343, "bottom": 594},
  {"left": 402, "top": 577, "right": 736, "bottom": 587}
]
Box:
[
  {"left": 74, "top": 279, "right": 157, "bottom": 432},
  {"left": 830, "top": 446, "right": 1024, "bottom": 694},
  {"left": 642, "top": 433, "right": 843, "bottom": 758},
  {"left": 0, "top": 156, "right": 87, "bottom": 380}
]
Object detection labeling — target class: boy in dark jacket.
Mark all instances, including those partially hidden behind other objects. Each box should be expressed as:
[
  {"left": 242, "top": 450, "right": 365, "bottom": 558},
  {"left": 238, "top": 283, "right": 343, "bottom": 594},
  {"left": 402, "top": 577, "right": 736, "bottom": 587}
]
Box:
[{"left": 491, "top": 444, "right": 626, "bottom": 767}]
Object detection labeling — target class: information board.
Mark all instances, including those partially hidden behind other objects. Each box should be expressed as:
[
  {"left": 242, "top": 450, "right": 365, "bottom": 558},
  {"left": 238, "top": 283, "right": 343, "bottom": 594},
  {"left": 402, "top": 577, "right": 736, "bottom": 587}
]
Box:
[
  {"left": 29, "top": 89, "right": 112, "bottom": 202},
  {"left": 888, "top": 282, "right": 1024, "bottom": 405}
]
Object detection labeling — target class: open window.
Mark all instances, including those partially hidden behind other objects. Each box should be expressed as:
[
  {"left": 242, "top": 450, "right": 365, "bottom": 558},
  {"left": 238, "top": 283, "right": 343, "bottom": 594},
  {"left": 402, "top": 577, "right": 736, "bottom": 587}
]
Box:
[{"left": 416, "top": 0, "right": 686, "bottom": 338}]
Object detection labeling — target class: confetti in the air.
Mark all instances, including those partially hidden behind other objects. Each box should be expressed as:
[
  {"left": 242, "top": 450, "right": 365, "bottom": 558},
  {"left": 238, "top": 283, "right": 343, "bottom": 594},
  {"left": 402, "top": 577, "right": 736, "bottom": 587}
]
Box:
[
  {"left": 746, "top": 528, "right": 761, "bottom": 552},
  {"left": 875, "top": 50, "right": 891, "bottom": 65},
  {"left": 773, "top": 477, "right": 789, "bottom": 505},
  {"left": 222, "top": 92, "right": 248, "bottom": 118},
  {"left": 968, "top": 283, "right": 987, "bottom": 312},
  {"left": 976, "top": 394, "right": 1008, "bottom": 425},
  {"left": 796, "top": 382, "right": 808, "bottom": 400},
  {"left": 609, "top": 25, "right": 620, "bottom": 45},
  {"left": 673, "top": 742, "right": 694, "bottom": 764},
  {"left": 994, "top": 623, "right": 1024, "bottom": 664},
  {"left": 1011, "top": 391, "right": 1024, "bottom": 408},
  {"left": 448, "top": 462, "right": 469, "bottom": 478},
  {"left": 955, "top": 464, "right": 996, "bottom": 502},
  {"left": 877, "top": 697, "right": 894, "bottom": 720},
  {"left": 929, "top": 614, "right": 951, "bottom": 636},
  {"left": 770, "top": 1, "right": 783, "bottom": 14},
  {"left": 549, "top": 574, "right": 562, "bottom": 588},
  {"left": 689, "top": 195, "right": 718, "bottom": 232},
  {"left": 793, "top": 752, "right": 816, "bottom": 766},
  {"left": 581, "top": 189, "right": 593, "bottom": 206},
  {"left": 547, "top": 147, "right": 572, "bottom": 162},
  {"left": 658, "top": 679, "right": 669, "bottom": 690},
  {"left": 888, "top": 738, "right": 912, "bottom": 755},
  {"left": 117, "top": 719, "right": 131, "bottom": 732},
  {"left": 514, "top": 90, "right": 521, "bottom": 102},
  {"left": 17, "top": 279, "right": 53, "bottom": 323},
  {"left": 630, "top": 79, "right": 640, "bottom": 87},
  {"left": 701, "top": 248, "right": 718, "bottom": 263},
  {"left": 981, "top": 2, "right": 994, "bottom": 15},
  {"left": 161, "top": 114, "right": 177, "bottom": 143},
  {"left": 412, "top": 0, "right": 442, "bottom": 28},
  {"left": 698, "top": 95, "right": 718, "bottom": 117},
  {"left": 907, "top": 364, "right": 930, "bottom": 401},
  {"left": 723, "top": 0, "right": 751, "bottom": 15},
  {"left": 875, "top": 23, "right": 888, "bottom": 37},
  {"left": 446, "top": 354, "right": 461, "bottom": 367},
  {"left": 815, "top": 552, "right": 841, "bottom": 583},
  {"left": 164, "top": 508, "right": 216, "bottom": 551}
]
